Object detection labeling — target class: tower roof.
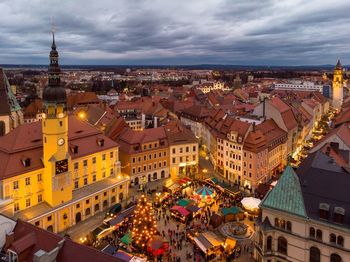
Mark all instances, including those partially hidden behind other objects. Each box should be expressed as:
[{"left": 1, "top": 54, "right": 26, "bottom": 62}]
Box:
[
  {"left": 43, "top": 30, "right": 66, "bottom": 104},
  {"left": 335, "top": 59, "right": 342, "bottom": 70},
  {"left": 260, "top": 165, "right": 308, "bottom": 218}
]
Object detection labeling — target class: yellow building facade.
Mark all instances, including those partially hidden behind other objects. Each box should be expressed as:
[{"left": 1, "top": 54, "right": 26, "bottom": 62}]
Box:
[{"left": 0, "top": 33, "right": 129, "bottom": 233}]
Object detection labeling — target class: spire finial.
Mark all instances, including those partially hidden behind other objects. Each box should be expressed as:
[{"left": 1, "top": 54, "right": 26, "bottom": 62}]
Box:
[{"left": 51, "top": 16, "right": 56, "bottom": 49}]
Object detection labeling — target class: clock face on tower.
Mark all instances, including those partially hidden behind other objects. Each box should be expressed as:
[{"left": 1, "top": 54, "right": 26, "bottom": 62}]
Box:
[
  {"left": 57, "top": 138, "right": 65, "bottom": 146},
  {"left": 55, "top": 159, "right": 68, "bottom": 175}
]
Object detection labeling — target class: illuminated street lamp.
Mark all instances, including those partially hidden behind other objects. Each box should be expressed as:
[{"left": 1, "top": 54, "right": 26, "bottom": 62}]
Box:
[
  {"left": 202, "top": 168, "right": 208, "bottom": 179},
  {"left": 78, "top": 111, "right": 86, "bottom": 119}
]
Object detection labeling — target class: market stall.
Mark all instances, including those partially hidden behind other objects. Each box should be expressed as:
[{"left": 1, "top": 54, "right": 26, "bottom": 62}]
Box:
[
  {"left": 170, "top": 205, "right": 190, "bottom": 223},
  {"left": 177, "top": 199, "right": 193, "bottom": 207},
  {"left": 209, "top": 213, "right": 223, "bottom": 228},
  {"left": 147, "top": 236, "right": 169, "bottom": 257},
  {"left": 163, "top": 179, "right": 181, "bottom": 193},
  {"left": 193, "top": 231, "right": 225, "bottom": 259},
  {"left": 186, "top": 205, "right": 201, "bottom": 218},
  {"left": 221, "top": 206, "right": 244, "bottom": 222},
  {"left": 241, "top": 197, "right": 261, "bottom": 214}
]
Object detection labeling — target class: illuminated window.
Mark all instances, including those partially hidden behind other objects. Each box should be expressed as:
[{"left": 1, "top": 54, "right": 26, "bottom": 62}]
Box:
[
  {"left": 13, "top": 181, "right": 19, "bottom": 190},
  {"left": 26, "top": 198, "right": 31, "bottom": 207}
]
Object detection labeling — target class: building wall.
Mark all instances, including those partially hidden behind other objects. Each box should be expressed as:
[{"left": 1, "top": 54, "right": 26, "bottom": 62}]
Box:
[
  {"left": 169, "top": 143, "right": 198, "bottom": 178},
  {"left": 122, "top": 144, "right": 170, "bottom": 185},
  {"left": 255, "top": 208, "right": 350, "bottom": 262}
]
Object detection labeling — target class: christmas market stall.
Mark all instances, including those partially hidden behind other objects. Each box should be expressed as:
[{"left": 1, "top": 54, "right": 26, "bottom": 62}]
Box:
[
  {"left": 170, "top": 205, "right": 190, "bottom": 223},
  {"left": 241, "top": 197, "right": 261, "bottom": 215},
  {"left": 147, "top": 236, "right": 169, "bottom": 257},
  {"left": 178, "top": 177, "right": 192, "bottom": 188},
  {"left": 163, "top": 179, "right": 181, "bottom": 194},
  {"left": 186, "top": 204, "right": 202, "bottom": 218},
  {"left": 221, "top": 206, "right": 244, "bottom": 222},
  {"left": 177, "top": 198, "right": 193, "bottom": 207},
  {"left": 209, "top": 213, "right": 223, "bottom": 229},
  {"left": 193, "top": 231, "right": 225, "bottom": 260}
]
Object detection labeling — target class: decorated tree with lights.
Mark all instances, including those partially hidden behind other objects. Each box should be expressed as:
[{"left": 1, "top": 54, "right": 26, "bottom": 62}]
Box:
[{"left": 131, "top": 194, "right": 158, "bottom": 251}]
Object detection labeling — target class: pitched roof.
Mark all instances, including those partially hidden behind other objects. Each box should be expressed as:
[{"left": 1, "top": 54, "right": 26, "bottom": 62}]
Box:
[
  {"left": 5, "top": 219, "right": 123, "bottom": 262},
  {"left": 0, "top": 68, "right": 21, "bottom": 116},
  {"left": 260, "top": 165, "right": 308, "bottom": 218},
  {"left": 297, "top": 151, "right": 350, "bottom": 227},
  {"left": 0, "top": 116, "right": 118, "bottom": 179}
]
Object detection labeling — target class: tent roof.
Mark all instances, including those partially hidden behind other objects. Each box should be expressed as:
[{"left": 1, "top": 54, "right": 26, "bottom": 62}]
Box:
[
  {"left": 121, "top": 232, "right": 133, "bottom": 245},
  {"left": 170, "top": 205, "right": 190, "bottom": 216},
  {"left": 177, "top": 199, "right": 192, "bottom": 207}
]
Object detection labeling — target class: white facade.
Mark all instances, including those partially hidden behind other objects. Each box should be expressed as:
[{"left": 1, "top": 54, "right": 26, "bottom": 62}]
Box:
[{"left": 273, "top": 81, "right": 323, "bottom": 92}]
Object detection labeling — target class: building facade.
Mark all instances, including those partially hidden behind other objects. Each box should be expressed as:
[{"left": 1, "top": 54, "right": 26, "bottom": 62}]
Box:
[
  {"left": 255, "top": 153, "right": 350, "bottom": 262},
  {"left": 0, "top": 33, "right": 129, "bottom": 234}
]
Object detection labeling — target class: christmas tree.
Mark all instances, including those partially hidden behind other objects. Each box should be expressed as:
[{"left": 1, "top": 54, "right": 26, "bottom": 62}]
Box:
[{"left": 131, "top": 194, "right": 158, "bottom": 250}]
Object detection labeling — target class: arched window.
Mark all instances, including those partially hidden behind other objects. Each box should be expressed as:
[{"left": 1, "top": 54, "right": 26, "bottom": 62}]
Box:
[
  {"left": 111, "top": 196, "right": 116, "bottom": 203},
  {"left": 309, "top": 246, "right": 320, "bottom": 262},
  {"left": 266, "top": 236, "right": 272, "bottom": 251},
  {"left": 153, "top": 172, "right": 157, "bottom": 180},
  {"left": 85, "top": 208, "right": 91, "bottom": 216},
  {"left": 286, "top": 221, "right": 292, "bottom": 231},
  {"left": 280, "top": 219, "right": 286, "bottom": 229},
  {"left": 277, "top": 236, "right": 287, "bottom": 255},
  {"left": 103, "top": 200, "right": 108, "bottom": 208},
  {"left": 337, "top": 236, "right": 344, "bottom": 247},
  {"left": 330, "top": 253, "right": 342, "bottom": 262},
  {"left": 94, "top": 204, "right": 99, "bottom": 212},
  {"left": 119, "top": 192, "right": 124, "bottom": 202},
  {"left": 275, "top": 218, "right": 279, "bottom": 227},
  {"left": 309, "top": 227, "right": 316, "bottom": 238},
  {"left": 47, "top": 225, "right": 54, "bottom": 232},
  {"left": 316, "top": 230, "right": 322, "bottom": 241},
  {"left": 330, "top": 233, "right": 336, "bottom": 244}
]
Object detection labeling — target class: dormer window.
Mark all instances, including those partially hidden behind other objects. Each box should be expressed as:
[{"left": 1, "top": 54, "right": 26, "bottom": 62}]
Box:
[
  {"left": 70, "top": 145, "right": 78, "bottom": 154},
  {"left": 319, "top": 203, "right": 330, "bottom": 220},
  {"left": 21, "top": 157, "right": 31, "bottom": 167},
  {"left": 334, "top": 207, "right": 345, "bottom": 224},
  {"left": 96, "top": 138, "right": 105, "bottom": 147}
]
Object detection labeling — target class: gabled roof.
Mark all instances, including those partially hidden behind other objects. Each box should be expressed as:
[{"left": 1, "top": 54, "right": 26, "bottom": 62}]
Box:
[{"left": 260, "top": 165, "right": 308, "bottom": 218}]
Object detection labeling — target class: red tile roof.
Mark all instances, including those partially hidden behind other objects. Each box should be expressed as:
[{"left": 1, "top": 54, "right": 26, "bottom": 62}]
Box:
[
  {"left": 0, "top": 116, "right": 118, "bottom": 179},
  {"left": 5, "top": 220, "right": 123, "bottom": 262}
]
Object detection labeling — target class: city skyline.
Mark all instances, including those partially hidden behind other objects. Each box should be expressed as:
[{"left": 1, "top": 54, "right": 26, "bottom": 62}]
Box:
[{"left": 0, "top": 0, "right": 350, "bottom": 65}]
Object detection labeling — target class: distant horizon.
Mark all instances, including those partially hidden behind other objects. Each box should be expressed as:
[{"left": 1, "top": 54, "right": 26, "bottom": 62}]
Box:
[{"left": 0, "top": 1, "right": 349, "bottom": 65}]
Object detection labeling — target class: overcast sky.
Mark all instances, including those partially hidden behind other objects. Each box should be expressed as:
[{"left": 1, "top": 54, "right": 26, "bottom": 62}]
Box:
[{"left": 0, "top": 0, "right": 349, "bottom": 65}]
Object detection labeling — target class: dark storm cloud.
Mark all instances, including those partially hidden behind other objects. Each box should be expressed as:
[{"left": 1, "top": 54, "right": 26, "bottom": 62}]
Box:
[{"left": 0, "top": 0, "right": 349, "bottom": 65}]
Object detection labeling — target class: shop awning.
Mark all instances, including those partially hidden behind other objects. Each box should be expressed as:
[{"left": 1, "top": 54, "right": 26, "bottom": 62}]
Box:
[
  {"left": 186, "top": 205, "right": 201, "bottom": 213},
  {"left": 221, "top": 206, "right": 243, "bottom": 216},
  {"left": 114, "top": 250, "right": 133, "bottom": 262},
  {"left": 194, "top": 237, "right": 208, "bottom": 253},
  {"left": 109, "top": 205, "right": 136, "bottom": 227},
  {"left": 121, "top": 231, "right": 133, "bottom": 245},
  {"left": 177, "top": 199, "right": 192, "bottom": 207},
  {"left": 202, "top": 232, "right": 223, "bottom": 247},
  {"left": 241, "top": 197, "right": 261, "bottom": 211},
  {"left": 225, "top": 237, "right": 237, "bottom": 248},
  {"left": 170, "top": 205, "right": 190, "bottom": 216}
]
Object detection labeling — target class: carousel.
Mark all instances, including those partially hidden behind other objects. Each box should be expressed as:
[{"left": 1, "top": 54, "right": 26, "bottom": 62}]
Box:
[{"left": 193, "top": 186, "right": 216, "bottom": 205}]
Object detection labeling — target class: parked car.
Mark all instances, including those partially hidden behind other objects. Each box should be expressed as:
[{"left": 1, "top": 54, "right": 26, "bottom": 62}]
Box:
[{"left": 105, "top": 203, "right": 122, "bottom": 218}]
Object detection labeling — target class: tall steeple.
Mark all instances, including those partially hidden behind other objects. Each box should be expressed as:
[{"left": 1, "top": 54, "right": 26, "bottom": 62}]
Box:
[
  {"left": 43, "top": 26, "right": 66, "bottom": 105},
  {"left": 332, "top": 59, "right": 344, "bottom": 110}
]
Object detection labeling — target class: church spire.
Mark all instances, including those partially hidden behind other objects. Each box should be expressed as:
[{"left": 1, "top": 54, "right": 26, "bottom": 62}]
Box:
[{"left": 43, "top": 25, "right": 67, "bottom": 105}]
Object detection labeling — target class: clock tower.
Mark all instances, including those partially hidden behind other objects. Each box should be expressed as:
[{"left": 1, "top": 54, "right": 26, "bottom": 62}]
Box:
[
  {"left": 332, "top": 59, "right": 344, "bottom": 110},
  {"left": 42, "top": 29, "right": 72, "bottom": 207}
]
